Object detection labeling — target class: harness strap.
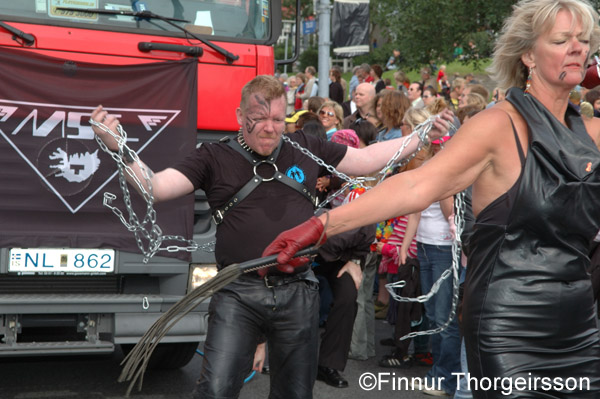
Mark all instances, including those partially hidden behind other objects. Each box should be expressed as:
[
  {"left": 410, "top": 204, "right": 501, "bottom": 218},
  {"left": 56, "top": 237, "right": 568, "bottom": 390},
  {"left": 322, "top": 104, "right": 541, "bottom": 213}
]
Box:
[{"left": 212, "top": 137, "right": 316, "bottom": 225}]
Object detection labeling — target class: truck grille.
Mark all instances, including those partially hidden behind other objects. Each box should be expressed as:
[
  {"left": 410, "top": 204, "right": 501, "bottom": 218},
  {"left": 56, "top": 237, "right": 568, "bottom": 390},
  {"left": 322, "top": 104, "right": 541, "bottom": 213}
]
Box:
[{"left": 0, "top": 275, "right": 122, "bottom": 294}]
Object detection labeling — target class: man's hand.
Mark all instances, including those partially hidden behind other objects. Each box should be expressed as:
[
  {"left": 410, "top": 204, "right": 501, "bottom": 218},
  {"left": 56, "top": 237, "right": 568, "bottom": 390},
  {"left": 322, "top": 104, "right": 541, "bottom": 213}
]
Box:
[
  {"left": 90, "top": 105, "right": 121, "bottom": 151},
  {"left": 428, "top": 109, "right": 455, "bottom": 142},
  {"left": 337, "top": 261, "right": 363, "bottom": 290},
  {"left": 252, "top": 342, "right": 266, "bottom": 372},
  {"left": 260, "top": 216, "right": 326, "bottom": 277}
]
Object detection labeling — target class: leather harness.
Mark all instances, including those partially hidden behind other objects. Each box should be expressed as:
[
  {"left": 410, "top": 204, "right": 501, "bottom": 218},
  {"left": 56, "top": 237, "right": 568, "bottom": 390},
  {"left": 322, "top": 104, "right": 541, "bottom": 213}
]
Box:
[{"left": 212, "top": 137, "right": 317, "bottom": 225}]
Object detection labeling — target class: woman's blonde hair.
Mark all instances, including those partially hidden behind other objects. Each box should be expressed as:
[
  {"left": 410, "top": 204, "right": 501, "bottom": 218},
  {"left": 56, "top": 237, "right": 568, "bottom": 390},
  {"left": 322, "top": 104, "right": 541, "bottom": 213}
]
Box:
[
  {"left": 403, "top": 107, "right": 431, "bottom": 132},
  {"left": 488, "top": 0, "right": 600, "bottom": 90},
  {"left": 401, "top": 108, "right": 433, "bottom": 171}
]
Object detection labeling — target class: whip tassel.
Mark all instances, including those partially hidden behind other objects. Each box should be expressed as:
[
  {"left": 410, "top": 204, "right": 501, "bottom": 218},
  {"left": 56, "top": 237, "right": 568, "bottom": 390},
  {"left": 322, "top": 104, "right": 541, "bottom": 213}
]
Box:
[{"left": 118, "top": 247, "right": 318, "bottom": 396}]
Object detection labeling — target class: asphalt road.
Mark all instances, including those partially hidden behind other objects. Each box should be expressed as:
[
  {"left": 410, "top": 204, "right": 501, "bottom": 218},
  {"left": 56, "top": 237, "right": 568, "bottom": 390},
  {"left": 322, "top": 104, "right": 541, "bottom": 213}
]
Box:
[{"left": 0, "top": 319, "right": 432, "bottom": 399}]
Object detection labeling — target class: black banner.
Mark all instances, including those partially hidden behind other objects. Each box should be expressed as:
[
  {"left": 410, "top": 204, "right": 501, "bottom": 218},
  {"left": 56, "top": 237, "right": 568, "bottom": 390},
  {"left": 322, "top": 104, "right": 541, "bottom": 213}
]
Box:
[
  {"left": 332, "top": 0, "right": 370, "bottom": 57},
  {"left": 0, "top": 47, "right": 198, "bottom": 260}
]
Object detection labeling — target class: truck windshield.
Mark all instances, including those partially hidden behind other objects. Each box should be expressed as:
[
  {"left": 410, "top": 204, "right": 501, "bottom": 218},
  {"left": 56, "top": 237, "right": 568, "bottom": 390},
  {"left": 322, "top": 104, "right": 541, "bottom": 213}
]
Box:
[{"left": 2, "top": 0, "right": 270, "bottom": 41}]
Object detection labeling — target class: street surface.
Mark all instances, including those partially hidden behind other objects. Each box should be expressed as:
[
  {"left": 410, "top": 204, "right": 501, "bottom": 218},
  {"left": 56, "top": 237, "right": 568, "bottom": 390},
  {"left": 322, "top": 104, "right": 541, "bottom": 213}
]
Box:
[{"left": 0, "top": 319, "right": 433, "bottom": 399}]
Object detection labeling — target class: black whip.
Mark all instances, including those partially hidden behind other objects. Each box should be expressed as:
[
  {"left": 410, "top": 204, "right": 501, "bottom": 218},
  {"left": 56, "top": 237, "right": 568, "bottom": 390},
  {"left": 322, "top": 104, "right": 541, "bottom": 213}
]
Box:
[{"left": 119, "top": 246, "right": 319, "bottom": 396}]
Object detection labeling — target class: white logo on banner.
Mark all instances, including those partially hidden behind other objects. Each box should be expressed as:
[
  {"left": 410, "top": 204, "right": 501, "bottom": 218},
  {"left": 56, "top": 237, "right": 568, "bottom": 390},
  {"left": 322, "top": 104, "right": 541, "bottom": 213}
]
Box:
[{"left": 0, "top": 99, "right": 181, "bottom": 213}]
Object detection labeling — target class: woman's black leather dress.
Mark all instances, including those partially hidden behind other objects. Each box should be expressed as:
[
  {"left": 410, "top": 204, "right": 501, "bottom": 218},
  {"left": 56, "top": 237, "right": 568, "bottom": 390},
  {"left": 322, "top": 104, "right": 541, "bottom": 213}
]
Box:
[{"left": 463, "top": 88, "right": 600, "bottom": 398}]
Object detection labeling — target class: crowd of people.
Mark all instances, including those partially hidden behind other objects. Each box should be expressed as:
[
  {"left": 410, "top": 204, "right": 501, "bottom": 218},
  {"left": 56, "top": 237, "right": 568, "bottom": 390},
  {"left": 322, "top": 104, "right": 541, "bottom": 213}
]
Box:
[
  {"left": 91, "top": 0, "right": 600, "bottom": 398},
  {"left": 264, "top": 0, "right": 600, "bottom": 398},
  {"left": 278, "top": 53, "right": 496, "bottom": 398}
]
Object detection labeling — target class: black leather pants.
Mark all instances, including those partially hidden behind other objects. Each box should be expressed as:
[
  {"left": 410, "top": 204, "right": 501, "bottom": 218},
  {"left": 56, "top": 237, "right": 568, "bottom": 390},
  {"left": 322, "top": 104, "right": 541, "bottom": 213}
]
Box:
[{"left": 192, "top": 272, "right": 320, "bottom": 399}]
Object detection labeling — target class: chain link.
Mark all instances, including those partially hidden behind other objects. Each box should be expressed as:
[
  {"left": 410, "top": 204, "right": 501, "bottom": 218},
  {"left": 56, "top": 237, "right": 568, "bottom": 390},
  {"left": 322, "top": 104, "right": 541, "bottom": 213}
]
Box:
[
  {"left": 90, "top": 119, "right": 210, "bottom": 263},
  {"left": 285, "top": 114, "right": 455, "bottom": 209},
  {"left": 385, "top": 189, "right": 465, "bottom": 340}
]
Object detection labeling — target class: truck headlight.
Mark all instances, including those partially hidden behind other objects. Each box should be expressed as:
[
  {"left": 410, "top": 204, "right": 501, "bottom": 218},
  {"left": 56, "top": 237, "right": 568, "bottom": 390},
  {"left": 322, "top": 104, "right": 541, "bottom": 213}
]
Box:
[{"left": 188, "top": 263, "right": 218, "bottom": 293}]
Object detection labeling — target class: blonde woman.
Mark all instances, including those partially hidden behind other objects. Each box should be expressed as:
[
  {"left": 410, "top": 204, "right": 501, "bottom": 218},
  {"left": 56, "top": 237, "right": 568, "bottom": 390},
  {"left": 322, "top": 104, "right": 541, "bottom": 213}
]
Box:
[{"left": 266, "top": 1, "right": 600, "bottom": 397}]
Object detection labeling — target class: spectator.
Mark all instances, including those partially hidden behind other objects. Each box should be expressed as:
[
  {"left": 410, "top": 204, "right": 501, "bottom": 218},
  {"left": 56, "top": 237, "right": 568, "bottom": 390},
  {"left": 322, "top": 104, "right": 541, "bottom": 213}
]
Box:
[
  {"left": 284, "top": 109, "right": 307, "bottom": 133},
  {"left": 351, "top": 118, "right": 378, "bottom": 148},
  {"left": 464, "top": 72, "right": 478, "bottom": 84},
  {"left": 459, "top": 84, "right": 489, "bottom": 109},
  {"left": 459, "top": 92, "right": 487, "bottom": 111},
  {"left": 318, "top": 101, "right": 344, "bottom": 140},
  {"left": 314, "top": 130, "right": 376, "bottom": 389},
  {"left": 286, "top": 75, "right": 298, "bottom": 115},
  {"left": 370, "top": 64, "right": 386, "bottom": 93},
  {"left": 342, "top": 86, "right": 357, "bottom": 118},
  {"left": 422, "top": 86, "right": 438, "bottom": 108},
  {"left": 394, "top": 70, "right": 410, "bottom": 95},
  {"left": 437, "top": 65, "right": 450, "bottom": 97},
  {"left": 302, "top": 120, "right": 328, "bottom": 141},
  {"left": 297, "top": 66, "right": 317, "bottom": 103},
  {"left": 362, "top": 63, "right": 374, "bottom": 84},
  {"left": 296, "top": 110, "right": 321, "bottom": 129},
  {"left": 348, "top": 65, "right": 367, "bottom": 101},
  {"left": 452, "top": 42, "right": 463, "bottom": 59},
  {"left": 377, "top": 90, "right": 411, "bottom": 142},
  {"left": 294, "top": 72, "right": 306, "bottom": 111},
  {"left": 332, "top": 65, "right": 348, "bottom": 100},
  {"left": 486, "top": 87, "right": 507, "bottom": 108},
  {"left": 385, "top": 49, "right": 403, "bottom": 70},
  {"left": 343, "top": 83, "right": 379, "bottom": 128},
  {"left": 407, "top": 82, "right": 425, "bottom": 109},
  {"left": 463, "top": 83, "right": 489, "bottom": 103},
  {"left": 307, "top": 96, "right": 326, "bottom": 114},
  {"left": 329, "top": 68, "right": 345, "bottom": 105},
  {"left": 448, "top": 77, "right": 466, "bottom": 112},
  {"left": 377, "top": 107, "right": 431, "bottom": 369},
  {"left": 584, "top": 88, "right": 600, "bottom": 116},
  {"left": 419, "top": 67, "right": 437, "bottom": 91}
]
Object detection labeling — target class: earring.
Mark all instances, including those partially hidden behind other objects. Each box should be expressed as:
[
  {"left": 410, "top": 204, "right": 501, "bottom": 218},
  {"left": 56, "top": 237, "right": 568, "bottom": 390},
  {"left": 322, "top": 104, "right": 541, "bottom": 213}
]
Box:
[{"left": 525, "top": 66, "right": 534, "bottom": 93}]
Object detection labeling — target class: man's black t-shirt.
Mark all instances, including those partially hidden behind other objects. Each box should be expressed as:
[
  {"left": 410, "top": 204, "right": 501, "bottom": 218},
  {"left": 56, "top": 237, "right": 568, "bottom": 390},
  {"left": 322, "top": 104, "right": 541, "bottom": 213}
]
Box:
[{"left": 173, "top": 131, "right": 347, "bottom": 267}]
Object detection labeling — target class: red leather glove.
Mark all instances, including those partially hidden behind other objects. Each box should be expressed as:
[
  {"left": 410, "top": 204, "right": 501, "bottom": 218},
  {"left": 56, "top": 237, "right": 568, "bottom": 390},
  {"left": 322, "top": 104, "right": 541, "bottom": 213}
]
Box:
[
  {"left": 582, "top": 59, "right": 600, "bottom": 89},
  {"left": 260, "top": 216, "right": 326, "bottom": 277}
]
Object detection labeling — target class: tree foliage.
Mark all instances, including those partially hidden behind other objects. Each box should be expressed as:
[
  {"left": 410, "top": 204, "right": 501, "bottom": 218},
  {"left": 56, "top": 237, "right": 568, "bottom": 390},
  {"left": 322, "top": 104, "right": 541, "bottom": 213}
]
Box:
[{"left": 371, "top": 0, "right": 516, "bottom": 69}]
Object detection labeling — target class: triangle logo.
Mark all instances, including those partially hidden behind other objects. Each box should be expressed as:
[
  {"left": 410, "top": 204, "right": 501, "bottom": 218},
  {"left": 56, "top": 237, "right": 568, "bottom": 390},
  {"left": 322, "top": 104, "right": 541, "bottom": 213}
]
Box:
[{"left": 0, "top": 99, "right": 180, "bottom": 214}]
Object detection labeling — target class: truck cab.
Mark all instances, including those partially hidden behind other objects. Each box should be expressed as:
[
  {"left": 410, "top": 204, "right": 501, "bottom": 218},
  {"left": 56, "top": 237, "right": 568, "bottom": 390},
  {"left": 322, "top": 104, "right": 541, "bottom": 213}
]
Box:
[{"left": 0, "top": 0, "right": 282, "bottom": 367}]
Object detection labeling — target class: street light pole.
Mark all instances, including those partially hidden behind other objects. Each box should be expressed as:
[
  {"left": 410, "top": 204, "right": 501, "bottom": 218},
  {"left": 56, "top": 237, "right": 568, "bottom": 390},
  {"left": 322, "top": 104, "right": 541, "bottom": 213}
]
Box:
[{"left": 317, "top": 0, "right": 331, "bottom": 98}]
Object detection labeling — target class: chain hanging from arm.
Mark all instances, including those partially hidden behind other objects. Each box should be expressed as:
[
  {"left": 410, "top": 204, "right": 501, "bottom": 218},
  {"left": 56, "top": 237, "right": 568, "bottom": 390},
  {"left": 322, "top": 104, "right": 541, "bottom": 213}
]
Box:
[
  {"left": 384, "top": 187, "right": 466, "bottom": 341},
  {"left": 89, "top": 119, "right": 212, "bottom": 263}
]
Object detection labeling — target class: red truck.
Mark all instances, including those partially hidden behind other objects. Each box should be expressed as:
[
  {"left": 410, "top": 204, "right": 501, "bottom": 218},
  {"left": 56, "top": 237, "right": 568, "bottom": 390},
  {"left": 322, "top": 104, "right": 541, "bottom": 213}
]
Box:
[{"left": 0, "top": 0, "right": 290, "bottom": 368}]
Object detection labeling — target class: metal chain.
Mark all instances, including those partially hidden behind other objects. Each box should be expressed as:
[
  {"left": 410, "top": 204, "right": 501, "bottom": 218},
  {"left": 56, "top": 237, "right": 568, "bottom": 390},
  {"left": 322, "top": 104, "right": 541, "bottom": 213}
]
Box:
[
  {"left": 385, "top": 189, "right": 465, "bottom": 340},
  {"left": 89, "top": 114, "right": 454, "bottom": 263},
  {"left": 285, "top": 114, "right": 455, "bottom": 209},
  {"left": 90, "top": 119, "right": 209, "bottom": 263}
]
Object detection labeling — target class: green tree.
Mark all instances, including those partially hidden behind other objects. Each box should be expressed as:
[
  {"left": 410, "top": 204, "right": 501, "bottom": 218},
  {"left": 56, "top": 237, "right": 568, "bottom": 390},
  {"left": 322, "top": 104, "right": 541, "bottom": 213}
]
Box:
[{"left": 371, "top": 0, "right": 516, "bottom": 69}]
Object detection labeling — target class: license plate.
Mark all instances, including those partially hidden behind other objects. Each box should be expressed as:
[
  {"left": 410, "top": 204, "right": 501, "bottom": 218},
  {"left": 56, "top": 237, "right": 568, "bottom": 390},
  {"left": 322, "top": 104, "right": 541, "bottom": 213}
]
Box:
[{"left": 9, "top": 248, "right": 115, "bottom": 274}]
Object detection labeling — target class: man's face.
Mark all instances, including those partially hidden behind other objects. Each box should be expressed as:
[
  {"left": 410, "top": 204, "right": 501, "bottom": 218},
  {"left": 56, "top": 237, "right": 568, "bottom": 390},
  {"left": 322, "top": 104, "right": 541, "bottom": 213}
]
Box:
[
  {"left": 236, "top": 93, "right": 286, "bottom": 156},
  {"left": 407, "top": 83, "right": 422, "bottom": 102},
  {"left": 354, "top": 83, "right": 374, "bottom": 109}
]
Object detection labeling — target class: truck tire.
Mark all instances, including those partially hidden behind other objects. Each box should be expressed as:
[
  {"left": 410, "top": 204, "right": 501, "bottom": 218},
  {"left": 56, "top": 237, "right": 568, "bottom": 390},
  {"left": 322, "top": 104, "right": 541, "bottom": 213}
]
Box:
[{"left": 121, "top": 342, "right": 200, "bottom": 369}]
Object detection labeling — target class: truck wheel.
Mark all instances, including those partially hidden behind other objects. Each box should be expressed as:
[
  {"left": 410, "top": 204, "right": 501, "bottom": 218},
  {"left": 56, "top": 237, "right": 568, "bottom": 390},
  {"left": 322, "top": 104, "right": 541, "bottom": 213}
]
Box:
[{"left": 121, "top": 342, "right": 200, "bottom": 369}]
